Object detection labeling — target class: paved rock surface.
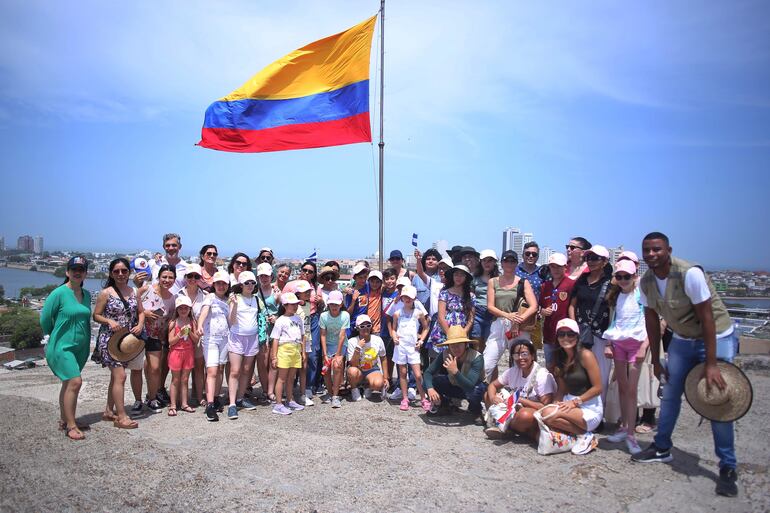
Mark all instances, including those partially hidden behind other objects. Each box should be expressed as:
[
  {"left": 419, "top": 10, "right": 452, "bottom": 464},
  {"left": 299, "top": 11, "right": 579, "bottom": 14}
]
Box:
[{"left": 0, "top": 361, "right": 767, "bottom": 513}]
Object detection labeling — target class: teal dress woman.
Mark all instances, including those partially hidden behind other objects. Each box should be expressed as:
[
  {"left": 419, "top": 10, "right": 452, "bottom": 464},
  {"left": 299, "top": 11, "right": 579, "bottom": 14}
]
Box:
[{"left": 40, "top": 256, "right": 92, "bottom": 440}]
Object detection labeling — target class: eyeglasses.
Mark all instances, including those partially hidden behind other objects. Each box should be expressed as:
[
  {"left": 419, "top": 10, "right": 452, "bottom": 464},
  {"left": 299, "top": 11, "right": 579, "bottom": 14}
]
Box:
[
  {"left": 112, "top": 269, "right": 129, "bottom": 275},
  {"left": 301, "top": 268, "right": 315, "bottom": 274},
  {"left": 234, "top": 260, "right": 248, "bottom": 267},
  {"left": 512, "top": 351, "right": 531, "bottom": 359},
  {"left": 557, "top": 331, "right": 578, "bottom": 338},
  {"left": 243, "top": 281, "right": 256, "bottom": 286},
  {"left": 186, "top": 274, "right": 201, "bottom": 280},
  {"left": 565, "top": 244, "right": 582, "bottom": 251},
  {"left": 524, "top": 252, "right": 539, "bottom": 258},
  {"left": 614, "top": 273, "right": 633, "bottom": 281},
  {"left": 585, "top": 254, "right": 604, "bottom": 262},
  {"left": 205, "top": 251, "right": 218, "bottom": 257}
]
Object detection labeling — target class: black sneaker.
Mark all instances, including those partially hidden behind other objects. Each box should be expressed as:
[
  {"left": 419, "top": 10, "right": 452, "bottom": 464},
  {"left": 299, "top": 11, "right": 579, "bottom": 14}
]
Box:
[
  {"left": 205, "top": 403, "right": 219, "bottom": 422},
  {"left": 157, "top": 388, "right": 170, "bottom": 405},
  {"left": 130, "top": 400, "right": 143, "bottom": 416},
  {"left": 213, "top": 397, "right": 224, "bottom": 413},
  {"left": 146, "top": 399, "right": 163, "bottom": 413},
  {"left": 715, "top": 467, "right": 738, "bottom": 497},
  {"left": 631, "top": 443, "right": 673, "bottom": 463}
]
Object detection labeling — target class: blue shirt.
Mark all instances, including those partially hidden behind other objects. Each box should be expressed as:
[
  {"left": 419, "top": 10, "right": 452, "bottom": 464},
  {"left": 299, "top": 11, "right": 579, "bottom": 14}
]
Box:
[{"left": 516, "top": 263, "right": 543, "bottom": 300}]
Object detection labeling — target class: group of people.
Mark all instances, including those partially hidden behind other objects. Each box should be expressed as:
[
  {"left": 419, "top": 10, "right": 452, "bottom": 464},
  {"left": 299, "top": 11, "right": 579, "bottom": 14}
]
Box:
[{"left": 40, "top": 231, "right": 741, "bottom": 497}]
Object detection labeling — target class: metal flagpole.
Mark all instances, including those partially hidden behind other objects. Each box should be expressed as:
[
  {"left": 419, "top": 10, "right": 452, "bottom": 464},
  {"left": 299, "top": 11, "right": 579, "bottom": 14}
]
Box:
[{"left": 378, "top": 0, "right": 385, "bottom": 271}]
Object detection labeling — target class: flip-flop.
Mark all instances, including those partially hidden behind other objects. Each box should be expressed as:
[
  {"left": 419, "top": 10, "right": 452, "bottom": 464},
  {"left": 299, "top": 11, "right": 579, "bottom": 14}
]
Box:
[
  {"left": 113, "top": 418, "right": 138, "bottom": 429},
  {"left": 58, "top": 420, "right": 91, "bottom": 431},
  {"left": 167, "top": 408, "right": 177, "bottom": 417},
  {"left": 180, "top": 406, "right": 195, "bottom": 413},
  {"left": 64, "top": 426, "right": 86, "bottom": 440},
  {"left": 102, "top": 412, "right": 117, "bottom": 422},
  {"left": 635, "top": 423, "right": 654, "bottom": 434}
]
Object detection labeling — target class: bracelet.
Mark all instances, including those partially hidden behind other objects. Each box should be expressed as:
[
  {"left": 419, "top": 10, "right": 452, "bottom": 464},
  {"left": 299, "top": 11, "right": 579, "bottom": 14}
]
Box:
[{"left": 574, "top": 397, "right": 583, "bottom": 406}]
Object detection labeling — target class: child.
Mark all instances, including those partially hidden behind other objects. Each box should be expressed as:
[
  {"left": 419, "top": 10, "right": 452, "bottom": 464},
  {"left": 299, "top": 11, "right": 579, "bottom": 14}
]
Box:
[
  {"left": 293, "top": 280, "right": 315, "bottom": 406},
  {"left": 319, "top": 290, "right": 350, "bottom": 408},
  {"left": 390, "top": 286, "right": 430, "bottom": 411},
  {"left": 167, "top": 295, "right": 199, "bottom": 416},
  {"left": 346, "top": 315, "right": 388, "bottom": 401},
  {"left": 226, "top": 271, "right": 260, "bottom": 420},
  {"left": 270, "top": 293, "right": 306, "bottom": 415},
  {"left": 197, "top": 270, "right": 230, "bottom": 422},
  {"left": 345, "top": 263, "right": 370, "bottom": 337},
  {"left": 603, "top": 259, "right": 648, "bottom": 455}
]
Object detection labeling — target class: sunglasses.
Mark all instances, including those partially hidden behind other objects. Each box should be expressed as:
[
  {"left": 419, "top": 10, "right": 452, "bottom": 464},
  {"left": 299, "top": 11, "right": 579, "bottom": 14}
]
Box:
[
  {"left": 557, "top": 331, "right": 578, "bottom": 338},
  {"left": 524, "top": 252, "right": 539, "bottom": 258},
  {"left": 565, "top": 244, "right": 582, "bottom": 251},
  {"left": 69, "top": 266, "right": 86, "bottom": 272},
  {"left": 234, "top": 261, "right": 248, "bottom": 267},
  {"left": 585, "top": 254, "right": 604, "bottom": 262},
  {"left": 186, "top": 274, "right": 201, "bottom": 280},
  {"left": 512, "top": 351, "right": 531, "bottom": 358},
  {"left": 112, "top": 268, "right": 129, "bottom": 275},
  {"left": 243, "top": 280, "right": 256, "bottom": 286},
  {"left": 615, "top": 273, "right": 633, "bottom": 281},
  {"left": 259, "top": 256, "right": 272, "bottom": 261},
  {"left": 358, "top": 323, "right": 372, "bottom": 329},
  {"left": 301, "top": 268, "right": 315, "bottom": 274}
]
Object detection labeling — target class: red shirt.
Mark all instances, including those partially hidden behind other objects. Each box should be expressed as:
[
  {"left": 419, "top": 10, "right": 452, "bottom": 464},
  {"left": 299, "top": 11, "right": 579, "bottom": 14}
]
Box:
[{"left": 539, "top": 276, "right": 576, "bottom": 344}]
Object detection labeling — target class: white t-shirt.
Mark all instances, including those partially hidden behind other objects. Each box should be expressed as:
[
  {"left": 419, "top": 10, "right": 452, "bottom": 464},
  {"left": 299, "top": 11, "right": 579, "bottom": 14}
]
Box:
[
  {"left": 498, "top": 365, "right": 556, "bottom": 401},
  {"left": 347, "top": 335, "right": 386, "bottom": 372},
  {"left": 230, "top": 294, "right": 259, "bottom": 336},
  {"left": 385, "top": 298, "right": 428, "bottom": 318},
  {"left": 202, "top": 294, "right": 229, "bottom": 338},
  {"left": 270, "top": 314, "right": 305, "bottom": 345},
  {"left": 394, "top": 307, "right": 426, "bottom": 348},
  {"left": 640, "top": 267, "right": 733, "bottom": 339},
  {"left": 603, "top": 289, "right": 647, "bottom": 342}
]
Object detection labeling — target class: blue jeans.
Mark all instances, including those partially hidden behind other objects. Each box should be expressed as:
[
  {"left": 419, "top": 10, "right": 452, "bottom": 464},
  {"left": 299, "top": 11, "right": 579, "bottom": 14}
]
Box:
[
  {"left": 471, "top": 304, "right": 492, "bottom": 341},
  {"left": 431, "top": 374, "right": 487, "bottom": 414},
  {"left": 654, "top": 331, "right": 738, "bottom": 469},
  {"left": 305, "top": 313, "right": 323, "bottom": 391}
]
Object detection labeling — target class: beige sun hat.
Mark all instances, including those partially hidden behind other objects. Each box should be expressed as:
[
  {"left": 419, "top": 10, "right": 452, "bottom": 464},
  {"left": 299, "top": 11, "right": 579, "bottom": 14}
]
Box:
[
  {"left": 436, "top": 325, "right": 477, "bottom": 347},
  {"left": 107, "top": 327, "right": 145, "bottom": 363},
  {"left": 684, "top": 361, "right": 753, "bottom": 422}
]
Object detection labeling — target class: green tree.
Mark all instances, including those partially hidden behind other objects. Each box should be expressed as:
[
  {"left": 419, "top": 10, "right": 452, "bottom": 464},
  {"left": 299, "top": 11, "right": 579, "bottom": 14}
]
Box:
[
  {"left": 0, "top": 308, "right": 43, "bottom": 349},
  {"left": 53, "top": 266, "right": 66, "bottom": 278},
  {"left": 19, "top": 284, "right": 57, "bottom": 298},
  {"left": 0, "top": 284, "right": 4, "bottom": 298}
]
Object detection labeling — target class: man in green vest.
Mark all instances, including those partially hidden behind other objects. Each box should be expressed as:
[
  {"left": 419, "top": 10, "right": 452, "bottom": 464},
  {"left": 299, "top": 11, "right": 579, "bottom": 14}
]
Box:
[{"left": 631, "top": 232, "right": 739, "bottom": 497}]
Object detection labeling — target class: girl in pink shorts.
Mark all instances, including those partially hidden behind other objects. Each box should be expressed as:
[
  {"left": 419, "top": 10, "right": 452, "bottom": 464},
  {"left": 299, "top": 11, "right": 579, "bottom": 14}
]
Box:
[
  {"left": 167, "top": 295, "right": 199, "bottom": 416},
  {"left": 602, "top": 259, "right": 648, "bottom": 454}
]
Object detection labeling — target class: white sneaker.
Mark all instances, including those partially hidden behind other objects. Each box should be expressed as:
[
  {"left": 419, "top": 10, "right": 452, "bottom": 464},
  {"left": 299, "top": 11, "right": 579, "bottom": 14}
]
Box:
[
  {"left": 389, "top": 388, "right": 403, "bottom": 400},
  {"left": 363, "top": 388, "right": 373, "bottom": 400},
  {"left": 626, "top": 436, "right": 642, "bottom": 455},
  {"left": 407, "top": 387, "right": 417, "bottom": 401},
  {"left": 607, "top": 427, "right": 628, "bottom": 443},
  {"left": 331, "top": 396, "right": 342, "bottom": 408},
  {"left": 571, "top": 432, "right": 597, "bottom": 455},
  {"left": 304, "top": 395, "right": 315, "bottom": 406},
  {"left": 304, "top": 388, "right": 313, "bottom": 399},
  {"left": 320, "top": 393, "right": 332, "bottom": 404},
  {"left": 350, "top": 388, "right": 362, "bottom": 402}
]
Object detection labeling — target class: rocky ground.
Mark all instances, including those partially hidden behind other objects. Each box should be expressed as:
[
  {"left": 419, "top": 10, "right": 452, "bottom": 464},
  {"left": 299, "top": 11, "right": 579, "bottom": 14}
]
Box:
[{"left": 0, "top": 357, "right": 768, "bottom": 513}]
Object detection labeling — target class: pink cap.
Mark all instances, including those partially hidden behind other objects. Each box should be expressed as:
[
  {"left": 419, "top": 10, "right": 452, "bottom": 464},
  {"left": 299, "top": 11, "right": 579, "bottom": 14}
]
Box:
[
  {"left": 548, "top": 253, "right": 568, "bottom": 267},
  {"left": 327, "top": 290, "right": 344, "bottom": 305},
  {"left": 618, "top": 250, "right": 639, "bottom": 264},
  {"left": 615, "top": 259, "right": 637, "bottom": 276},
  {"left": 555, "top": 318, "right": 579, "bottom": 334},
  {"left": 585, "top": 245, "right": 609, "bottom": 259}
]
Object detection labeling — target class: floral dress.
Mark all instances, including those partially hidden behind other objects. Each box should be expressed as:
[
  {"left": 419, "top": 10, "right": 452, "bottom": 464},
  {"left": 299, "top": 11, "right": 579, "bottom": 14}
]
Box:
[
  {"left": 96, "top": 292, "right": 139, "bottom": 368},
  {"left": 428, "top": 289, "right": 476, "bottom": 349}
]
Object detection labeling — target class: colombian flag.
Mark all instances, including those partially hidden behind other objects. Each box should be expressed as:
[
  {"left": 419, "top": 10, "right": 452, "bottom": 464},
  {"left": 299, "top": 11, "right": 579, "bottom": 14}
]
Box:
[{"left": 198, "top": 16, "right": 377, "bottom": 153}]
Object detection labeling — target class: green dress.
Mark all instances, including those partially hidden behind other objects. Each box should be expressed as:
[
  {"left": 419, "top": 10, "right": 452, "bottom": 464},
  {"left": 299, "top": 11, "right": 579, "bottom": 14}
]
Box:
[{"left": 40, "top": 284, "right": 92, "bottom": 380}]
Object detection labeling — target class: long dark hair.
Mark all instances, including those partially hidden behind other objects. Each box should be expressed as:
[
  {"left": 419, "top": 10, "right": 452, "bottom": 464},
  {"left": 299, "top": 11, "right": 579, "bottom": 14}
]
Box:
[
  {"left": 227, "top": 252, "right": 253, "bottom": 274},
  {"left": 443, "top": 268, "right": 474, "bottom": 319},
  {"left": 103, "top": 257, "right": 132, "bottom": 313},
  {"left": 199, "top": 244, "right": 218, "bottom": 262},
  {"left": 301, "top": 260, "right": 318, "bottom": 288}
]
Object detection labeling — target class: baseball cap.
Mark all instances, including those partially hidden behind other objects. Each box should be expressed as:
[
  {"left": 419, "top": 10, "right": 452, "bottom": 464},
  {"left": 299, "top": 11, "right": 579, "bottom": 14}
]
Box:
[
  {"left": 388, "top": 250, "right": 403, "bottom": 260},
  {"left": 396, "top": 276, "right": 411, "bottom": 288},
  {"left": 615, "top": 259, "right": 637, "bottom": 275},
  {"left": 548, "top": 253, "right": 568, "bottom": 267},
  {"left": 212, "top": 270, "right": 229, "bottom": 284},
  {"left": 238, "top": 271, "right": 257, "bottom": 284},
  {"left": 368, "top": 270, "right": 383, "bottom": 281},
  {"left": 259, "top": 247, "right": 273, "bottom": 256},
  {"left": 175, "top": 295, "right": 192, "bottom": 309},
  {"left": 294, "top": 280, "right": 312, "bottom": 293},
  {"left": 556, "top": 318, "right": 579, "bottom": 334},
  {"left": 459, "top": 246, "right": 479, "bottom": 257},
  {"left": 400, "top": 285, "right": 417, "bottom": 299},
  {"left": 185, "top": 263, "right": 202, "bottom": 276},
  {"left": 67, "top": 256, "right": 88, "bottom": 270},
  {"left": 281, "top": 292, "right": 300, "bottom": 304},
  {"left": 479, "top": 249, "right": 498, "bottom": 261},
  {"left": 585, "top": 245, "right": 610, "bottom": 259},
  {"left": 256, "top": 263, "right": 273, "bottom": 277},
  {"left": 356, "top": 314, "right": 373, "bottom": 327},
  {"left": 501, "top": 250, "right": 518, "bottom": 262},
  {"left": 618, "top": 251, "right": 639, "bottom": 264},
  {"left": 327, "top": 290, "right": 344, "bottom": 305},
  {"left": 352, "top": 263, "right": 368, "bottom": 276}
]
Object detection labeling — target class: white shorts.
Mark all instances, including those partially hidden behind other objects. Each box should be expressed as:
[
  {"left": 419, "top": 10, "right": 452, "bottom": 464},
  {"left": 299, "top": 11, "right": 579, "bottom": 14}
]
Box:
[
  {"left": 126, "top": 349, "right": 145, "bottom": 371},
  {"left": 228, "top": 332, "right": 259, "bottom": 357},
  {"left": 565, "top": 393, "right": 603, "bottom": 432},
  {"left": 393, "top": 344, "right": 420, "bottom": 365},
  {"left": 203, "top": 335, "right": 229, "bottom": 367}
]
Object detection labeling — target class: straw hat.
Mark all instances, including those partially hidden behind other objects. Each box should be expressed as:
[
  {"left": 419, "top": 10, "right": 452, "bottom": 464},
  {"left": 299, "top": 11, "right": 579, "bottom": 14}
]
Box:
[
  {"left": 107, "top": 327, "right": 145, "bottom": 363},
  {"left": 684, "top": 361, "right": 753, "bottom": 422},
  {"left": 436, "top": 325, "right": 476, "bottom": 347}
]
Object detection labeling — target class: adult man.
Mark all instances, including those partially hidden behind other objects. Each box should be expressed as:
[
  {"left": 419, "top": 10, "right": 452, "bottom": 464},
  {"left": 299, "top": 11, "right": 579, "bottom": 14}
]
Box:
[
  {"left": 139, "top": 233, "right": 188, "bottom": 294},
  {"left": 538, "top": 253, "right": 575, "bottom": 372},
  {"left": 631, "top": 232, "right": 739, "bottom": 498},
  {"left": 516, "top": 241, "right": 543, "bottom": 299}
]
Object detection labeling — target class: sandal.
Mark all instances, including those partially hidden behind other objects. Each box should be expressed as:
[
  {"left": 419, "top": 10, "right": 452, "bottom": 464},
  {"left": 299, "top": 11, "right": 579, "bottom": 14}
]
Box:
[
  {"left": 167, "top": 408, "right": 177, "bottom": 417},
  {"left": 113, "top": 418, "right": 139, "bottom": 429},
  {"left": 635, "top": 422, "right": 654, "bottom": 434},
  {"left": 58, "top": 420, "right": 91, "bottom": 431},
  {"left": 180, "top": 405, "right": 195, "bottom": 413},
  {"left": 102, "top": 412, "right": 117, "bottom": 422},
  {"left": 64, "top": 426, "right": 86, "bottom": 440}
]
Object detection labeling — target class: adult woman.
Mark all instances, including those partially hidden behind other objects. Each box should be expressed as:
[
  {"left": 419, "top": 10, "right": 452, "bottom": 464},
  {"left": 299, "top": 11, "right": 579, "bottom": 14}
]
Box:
[
  {"left": 471, "top": 249, "right": 498, "bottom": 348},
  {"left": 346, "top": 315, "right": 389, "bottom": 401},
  {"left": 178, "top": 264, "right": 208, "bottom": 406},
  {"left": 424, "top": 325, "right": 486, "bottom": 418},
  {"left": 483, "top": 250, "right": 538, "bottom": 382},
  {"left": 428, "top": 264, "right": 476, "bottom": 351},
  {"left": 484, "top": 340, "right": 556, "bottom": 440},
  {"left": 317, "top": 265, "right": 340, "bottom": 308},
  {"left": 569, "top": 244, "right": 613, "bottom": 407},
  {"left": 298, "top": 261, "right": 324, "bottom": 395},
  {"left": 139, "top": 264, "right": 177, "bottom": 411},
  {"left": 40, "top": 256, "right": 92, "bottom": 440},
  {"left": 565, "top": 237, "right": 591, "bottom": 279},
  {"left": 228, "top": 252, "right": 253, "bottom": 289},
  {"left": 542, "top": 319, "right": 603, "bottom": 455},
  {"left": 273, "top": 263, "right": 291, "bottom": 295},
  {"left": 93, "top": 258, "right": 145, "bottom": 429},
  {"left": 198, "top": 244, "right": 220, "bottom": 291}
]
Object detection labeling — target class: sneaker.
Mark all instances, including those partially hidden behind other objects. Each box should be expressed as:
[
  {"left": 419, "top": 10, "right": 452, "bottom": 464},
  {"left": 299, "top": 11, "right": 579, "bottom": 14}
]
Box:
[
  {"left": 287, "top": 400, "right": 305, "bottom": 411},
  {"left": 331, "top": 396, "right": 342, "bottom": 408},
  {"left": 715, "top": 467, "right": 738, "bottom": 497},
  {"left": 363, "top": 388, "right": 373, "bottom": 400},
  {"left": 236, "top": 398, "right": 257, "bottom": 411},
  {"left": 631, "top": 443, "right": 673, "bottom": 463},
  {"left": 399, "top": 398, "right": 410, "bottom": 411},
  {"left": 484, "top": 427, "right": 506, "bottom": 440},
  {"left": 421, "top": 399, "right": 432, "bottom": 412},
  {"left": 130, "top": 400, "right": 143, "bottom": 416},
  {"left": 272, "top": 404, "right": 292, "bottom": 415},
  {"left": 607, "top": 427, "right": 628, "bottom": 443},
  {"left": 305, "top": 388, "right": 313, "bottom": 399},
  {"left": 350, "top": 388, "right": 362, "bottom": 402},
  {"left": 320, "top": 393, "right": 332, "bottom": 404},
  {"left": 213, "top": 397, "right": 224, "bottom": 413},
  {"left": 205, "top": 403, "right": 219, "bottom": 422},
  {"left": 571, "top": 432, "right": 597, "bottom": 455},
  {"left": 304, "top": 395, "right": 315, "bottom": 407},
  {"left": 407, "top": 387, "right": 416, "bottom": 401},
  {"left": 626, "top": 436, "right": 642, "bottom": 455},
  {"left": 146, "top": 399, "right": 163, "bottom": 413},
  {"left": 156, "top": 388, "right": 170, "bottom": 405},
  {"left": 227, "top": 405, "right": 238, "bottom": 420},
  {"left": 389, "top": 388, "right": 403, "bottom": 401}
]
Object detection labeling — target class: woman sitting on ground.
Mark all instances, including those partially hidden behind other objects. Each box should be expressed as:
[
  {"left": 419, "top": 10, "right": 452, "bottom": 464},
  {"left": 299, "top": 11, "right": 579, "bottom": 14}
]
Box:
[{"left": 483, "top": 340, "right": 556, "bottom": 440}]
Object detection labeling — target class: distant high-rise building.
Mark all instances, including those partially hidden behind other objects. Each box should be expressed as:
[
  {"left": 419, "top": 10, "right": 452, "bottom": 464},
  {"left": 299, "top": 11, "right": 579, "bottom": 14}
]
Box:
[
  {"left": 610, "top": 246, "right": 624, "bottom": 266},
  {"left": 502, "top": 227, "right": 521, "bottom": 254},
  {"left": 432, "top": 239, "right": 449, "bottom": 256},
  {"left": 33, "top": 236, "right": 44, "bottom": 254},
  {"left": 0, "top": 236, "right": 4, "bottom": 251},
  {"left": 637, "top": 261, "right": 650, "bottom": 277},
  {"left": 17, "top": 235, "right": 34, "bottom": 252},
  {"left": 538, "top": 246, "right": 555, "bottom": 266}
]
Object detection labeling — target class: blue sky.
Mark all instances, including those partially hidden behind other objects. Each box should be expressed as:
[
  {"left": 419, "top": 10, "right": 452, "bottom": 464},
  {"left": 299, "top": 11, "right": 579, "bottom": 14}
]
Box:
[{"left": 1, "top": 0, "right": 769, "bottom": 270}]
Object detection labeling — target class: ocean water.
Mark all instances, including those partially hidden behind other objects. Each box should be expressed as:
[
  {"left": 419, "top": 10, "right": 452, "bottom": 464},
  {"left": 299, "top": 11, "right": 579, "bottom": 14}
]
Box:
[{"left": 0, "top": 267, "right": 105, "bottom": 298}]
